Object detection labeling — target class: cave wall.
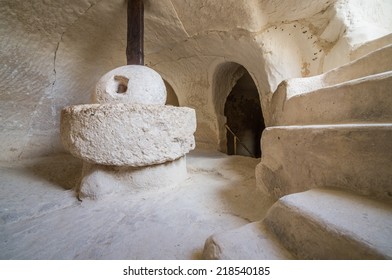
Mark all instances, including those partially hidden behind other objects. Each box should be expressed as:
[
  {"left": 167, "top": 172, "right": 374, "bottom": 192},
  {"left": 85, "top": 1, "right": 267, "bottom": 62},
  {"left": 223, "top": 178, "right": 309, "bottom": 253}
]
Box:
[
  {"left": 1, "top": 0, "right": 391, "bottom": 161},
  {"left": 0, "top": 0, "right": 127, "bottom": 160}
]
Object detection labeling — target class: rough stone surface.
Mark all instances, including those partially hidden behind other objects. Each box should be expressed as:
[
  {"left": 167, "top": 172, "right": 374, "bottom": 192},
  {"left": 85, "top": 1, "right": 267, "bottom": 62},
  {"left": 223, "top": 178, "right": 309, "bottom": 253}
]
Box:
[
  {"left": 256, "top": 124, "right": 392, "bottom": 202},
  {"left": 0, "top": 150, "right": 272, "bottom": 259},
  {"left": 322, "top": 1, "right": 392, "bottom": 71},
  {"left": 78, "top": 157, "right": 187, "bottom": 199},
  {"left": 61, "top": 103, "right": 196, "bottom": 166},
  {"left": 204, "top": 187, "right": 392, "bottom": 259},
  {"left": 93, "top": 65, "right": 167, "bottom": 105},
  {"left": 271, "top": 45, "right": 392, "bottom": 125},
  {"left": 2, "top": 0, "right": 391, "bottom": 159},
  {"left": 275, "top": 44, "right": 392, "bottom": 101},
  {"left": 265, "top": 188, "right": 392, "bottom": 259},
  {"left": 203, "top": 221, "right": 293, "bottom": 260},
  {"left": 272, "top": 71, "right": 392, "bottom": 125}
]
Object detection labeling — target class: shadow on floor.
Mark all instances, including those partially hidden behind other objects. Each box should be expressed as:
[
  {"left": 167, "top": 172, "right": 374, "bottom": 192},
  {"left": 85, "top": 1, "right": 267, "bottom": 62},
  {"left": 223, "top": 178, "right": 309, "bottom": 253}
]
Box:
[{"left": 23, "top": 154, "right": 83, "bottom": 191}]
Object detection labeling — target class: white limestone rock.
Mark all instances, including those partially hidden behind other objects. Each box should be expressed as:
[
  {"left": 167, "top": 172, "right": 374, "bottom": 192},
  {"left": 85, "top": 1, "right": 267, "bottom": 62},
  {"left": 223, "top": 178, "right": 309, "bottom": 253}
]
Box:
[
  {"left": 93, "top": 65, "right": 167, "bottom": 105},
  {"left": 256, "top": 124, "right": 392, "bottom": 202},
  {"left": 77, "top": 157, "right": 188, "bottom": 199},
  {"left": 203, "top": 221, "right": 293, "bottom": 260},
  {"left": 270, "top": 45, "right": 392, "bottom": 126},
  {"left": 61, "top": 103, "right": 196, "bottom": 166},
  {"left": 271, "top": 71, "right": 392, "bottom": 126},
  {"left": 265, "top": 188, "right": 392, "bottom": 259}
]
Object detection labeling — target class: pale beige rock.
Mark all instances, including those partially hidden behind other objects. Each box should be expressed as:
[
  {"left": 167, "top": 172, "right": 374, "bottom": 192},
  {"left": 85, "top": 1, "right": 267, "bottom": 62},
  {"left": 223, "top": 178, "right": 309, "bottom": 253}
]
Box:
[
  {"left": 351, "top": 34, "right": 392, "bottom": 61},
  {"left": 271, "top": 45, "right": 392, "bottom": 126},
  {"left": 203, "top": 188, "right": 392, "bottom": 259},
  {"left": 203, "top": 221, "right": 293, "bottom": 260},
  {"left": 265, "top": 188, "right": 392, "bottom": 259},
  {"left": 1, "top": 0, "right": 392, "bottom": 159},
  {"left": 1, "top": 0, "right": 392, "bottom": 262},
  {"left": 256, "top": 124, "right": 392, "bottom": 202},
  {"left": 0, "top": 150, "right": 271, "bottom": 259},
  {"left": 77, "top": 156, "right": 187, "bottom": 199},
  {"left": 322, "top": 0, "right": 392, "bottom": 71},
  {"left": 61, "top": 103, "right": 196, "bottom": 166},
  {"left": 93, "top": 65, "right": 167, "bottom": 105},
  {"left": 272, "top": 71, "right": 392, "bottom": 126},
  {"left": 277, "top": 44, "right": 392, "bottom": 100}
]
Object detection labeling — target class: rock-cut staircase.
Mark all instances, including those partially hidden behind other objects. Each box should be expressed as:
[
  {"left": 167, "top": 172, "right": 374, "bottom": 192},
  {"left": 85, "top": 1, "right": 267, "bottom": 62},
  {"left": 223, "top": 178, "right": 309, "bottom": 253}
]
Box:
[{"left": 202, "top": 36, "right": 392, "bottom": 260}]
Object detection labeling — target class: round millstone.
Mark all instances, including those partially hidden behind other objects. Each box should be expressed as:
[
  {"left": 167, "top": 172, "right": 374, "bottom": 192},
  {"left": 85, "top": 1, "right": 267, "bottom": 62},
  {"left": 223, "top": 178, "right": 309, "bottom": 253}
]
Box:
[
  {"left": 94, "top": 65, "right": 167, "bottom": 105},
  {"left": 61, "top": 103, "right": 196, "bottom": 167}
]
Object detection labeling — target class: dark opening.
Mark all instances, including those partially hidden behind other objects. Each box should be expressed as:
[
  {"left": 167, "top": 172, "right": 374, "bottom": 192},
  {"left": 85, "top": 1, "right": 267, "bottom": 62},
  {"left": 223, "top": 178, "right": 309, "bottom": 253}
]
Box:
[
  {"left": 224, "top": 70, "right": 265, "bottom": 158},
  {"left": 114, "top": 75, "right": 129, "bottom": 94}
]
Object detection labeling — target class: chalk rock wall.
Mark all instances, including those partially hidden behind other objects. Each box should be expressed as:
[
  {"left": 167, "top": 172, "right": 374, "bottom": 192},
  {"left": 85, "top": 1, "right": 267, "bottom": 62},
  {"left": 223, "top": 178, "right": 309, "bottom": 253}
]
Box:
[
  {"left": 0, "top": 0, "right": 127, "bottom": 161},
  {"left": 1, "top": 0, "right": 391, "bottom": 161}
]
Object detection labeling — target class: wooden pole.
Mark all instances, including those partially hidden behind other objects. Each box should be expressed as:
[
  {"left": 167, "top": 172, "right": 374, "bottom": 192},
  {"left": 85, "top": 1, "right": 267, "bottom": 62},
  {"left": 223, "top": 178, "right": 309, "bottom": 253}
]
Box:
[
  {"left": 127, "top": 0, "right": 144, "bottom": 65},
  {"left": 234, "top": 136, "right": 237, "bottom": 155}
]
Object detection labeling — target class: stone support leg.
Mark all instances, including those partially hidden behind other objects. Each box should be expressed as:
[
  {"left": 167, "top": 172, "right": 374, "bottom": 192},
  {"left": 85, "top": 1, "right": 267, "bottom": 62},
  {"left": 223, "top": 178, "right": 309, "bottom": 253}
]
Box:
[{"left": 76, "top": 156, "right": 188, "bottom": 199}]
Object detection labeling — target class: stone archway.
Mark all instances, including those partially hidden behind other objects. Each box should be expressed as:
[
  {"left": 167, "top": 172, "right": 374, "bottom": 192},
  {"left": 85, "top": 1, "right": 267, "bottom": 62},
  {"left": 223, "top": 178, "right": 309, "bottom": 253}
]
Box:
[
  {"left": 224, "top": 69, "right": 265, "bottom": 158},
  {"left": 212, "top": 62, "right": 265, "bottom": 157}
]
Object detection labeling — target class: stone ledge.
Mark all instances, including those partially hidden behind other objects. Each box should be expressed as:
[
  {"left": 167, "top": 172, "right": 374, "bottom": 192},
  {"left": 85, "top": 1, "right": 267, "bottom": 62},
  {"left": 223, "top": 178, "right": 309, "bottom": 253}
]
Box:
[
  {"left": 202, "top": 221, "right": 293, "bottom": 260},
  {"left": 256, "top": 124, "right": 392, "bottom": 201},
  {"left": 265, "top": 188, "right": 392, "bottom": 259},
  {"left": 272, "top": 71, "right": 392, "bottom": 125}
]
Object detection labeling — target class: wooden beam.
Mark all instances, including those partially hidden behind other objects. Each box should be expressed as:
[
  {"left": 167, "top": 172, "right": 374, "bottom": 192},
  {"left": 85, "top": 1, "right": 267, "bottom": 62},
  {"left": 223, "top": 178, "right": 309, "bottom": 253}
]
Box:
[{"left": 126, "top": 0, "right": 144, "bottom": 65}]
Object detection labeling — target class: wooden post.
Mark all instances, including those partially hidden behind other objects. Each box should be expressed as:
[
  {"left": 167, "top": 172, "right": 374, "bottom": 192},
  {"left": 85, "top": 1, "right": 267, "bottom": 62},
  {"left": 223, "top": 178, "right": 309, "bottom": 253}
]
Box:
[
  {"left": 127, "top": 0, "right": 144, "bottom": 65},
  {"left": 234, "top": 136, "right": 237, "bottom": 155}
]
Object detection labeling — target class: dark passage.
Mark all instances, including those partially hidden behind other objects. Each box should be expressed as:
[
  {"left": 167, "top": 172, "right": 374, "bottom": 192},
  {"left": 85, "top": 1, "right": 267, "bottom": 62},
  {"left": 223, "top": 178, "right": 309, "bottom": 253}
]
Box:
[{"left": 224, "top": 70, "right": 265, "bottom": 158}]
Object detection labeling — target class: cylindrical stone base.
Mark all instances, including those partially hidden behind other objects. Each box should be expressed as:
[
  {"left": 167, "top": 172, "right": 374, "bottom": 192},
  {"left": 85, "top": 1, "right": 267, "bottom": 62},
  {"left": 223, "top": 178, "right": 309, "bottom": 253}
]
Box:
[{"left": 77, "top": 156, "right": 187, "bottom": 199}]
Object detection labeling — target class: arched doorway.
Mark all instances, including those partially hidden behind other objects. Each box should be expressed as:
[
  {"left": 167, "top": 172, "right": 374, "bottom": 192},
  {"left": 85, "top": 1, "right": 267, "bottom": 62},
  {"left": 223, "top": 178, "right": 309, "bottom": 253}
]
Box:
[{"left": 224, "top": 69, "right": 265, "bottom": 158}]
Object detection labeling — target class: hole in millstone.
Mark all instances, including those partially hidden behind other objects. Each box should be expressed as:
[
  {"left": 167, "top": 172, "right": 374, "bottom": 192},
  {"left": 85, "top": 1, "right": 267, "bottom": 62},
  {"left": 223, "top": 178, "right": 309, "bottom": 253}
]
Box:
[{"left": 114, "top": 75, "right": 129, "bottom": 94}]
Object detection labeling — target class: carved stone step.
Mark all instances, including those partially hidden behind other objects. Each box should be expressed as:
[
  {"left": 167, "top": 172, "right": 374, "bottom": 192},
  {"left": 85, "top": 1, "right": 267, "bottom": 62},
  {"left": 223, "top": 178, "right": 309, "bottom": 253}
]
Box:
[
  {"left": 203, "top": 188, "right": 392, "bottom": 259},
  {"left": 203, "top": 220, "right": 293, "bottom": 260},
  {"left": 256, "top": 124, "right": 392, "bottom": 202},
  {"left": 271, "top": 44, "right": 392, "bottom": 125},
  {"left": 272, "top": 71, "right": 392, "bottom": 125},
  {"left": 265, "top": 188, "right": 392, "bottom": 259}
]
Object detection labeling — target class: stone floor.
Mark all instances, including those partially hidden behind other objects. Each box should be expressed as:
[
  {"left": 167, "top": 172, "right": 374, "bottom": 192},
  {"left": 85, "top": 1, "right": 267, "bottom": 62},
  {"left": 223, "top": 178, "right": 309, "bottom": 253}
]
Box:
[{"left": 0, "top": 149, "right": 273, "bottom": 259}]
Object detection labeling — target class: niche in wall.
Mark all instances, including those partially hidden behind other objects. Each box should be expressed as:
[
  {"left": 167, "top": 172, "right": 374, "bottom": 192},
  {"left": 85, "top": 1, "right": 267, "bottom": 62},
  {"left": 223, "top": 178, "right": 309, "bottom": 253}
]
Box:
[
  {"left": 164, "top": 80, "right": 179, "bottom": 106},
  {"left": 224, "top": 70, "right": 265, "bottom": 158}
]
